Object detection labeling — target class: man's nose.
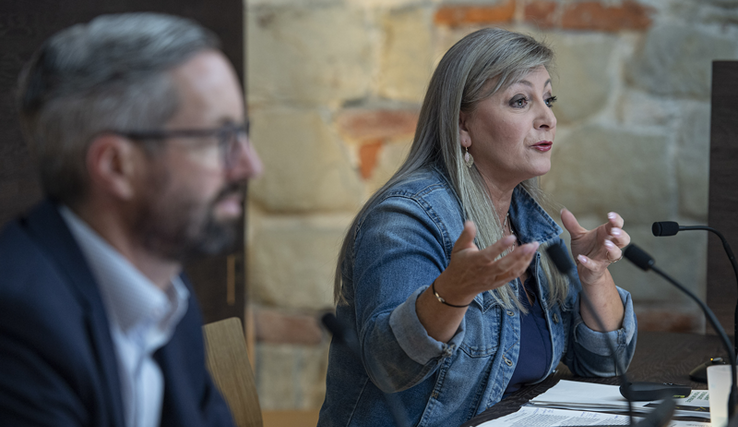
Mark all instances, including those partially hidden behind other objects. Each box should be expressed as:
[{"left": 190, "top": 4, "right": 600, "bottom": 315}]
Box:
[{"left": 227, "top": 135, "right": 263, "bottom": 181}]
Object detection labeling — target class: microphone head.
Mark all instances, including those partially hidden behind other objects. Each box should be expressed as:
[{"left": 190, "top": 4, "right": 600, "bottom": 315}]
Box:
[
  {"left": 545, "top": 244, "right": 576, "bottom": 275},
  {"left": 623, "top": 244, "right": 655, "bottom": 271},
  {"left": 321, "top": 313, "right": 345, "bottom": 342},
  {"left": 652, "top": 221, "right": 680, "bottom": 236},
  {"left": 321, "top": 312, "right": 358, "bottom": 348}
]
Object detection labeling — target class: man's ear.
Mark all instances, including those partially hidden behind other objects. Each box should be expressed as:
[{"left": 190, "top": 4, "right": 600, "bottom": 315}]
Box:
[
  {"left": 86, "top": 134, "right": 141, "bottom": 200},
  {"left": 458, "top": 111, "right": 472, "bottom": 148}
]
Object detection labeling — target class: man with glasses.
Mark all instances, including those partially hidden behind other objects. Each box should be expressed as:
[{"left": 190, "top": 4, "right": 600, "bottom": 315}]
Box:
[{"left": 0, "top": 12, "right": 262, "bottom": 427}]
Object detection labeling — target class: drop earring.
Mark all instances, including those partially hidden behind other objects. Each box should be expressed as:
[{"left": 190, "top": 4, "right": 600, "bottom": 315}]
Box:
[{"left": 464, "top": 147, "right": 474, "bottom": 168}]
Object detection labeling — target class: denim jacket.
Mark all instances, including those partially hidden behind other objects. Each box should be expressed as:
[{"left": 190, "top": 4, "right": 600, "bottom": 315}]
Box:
[{"left": 318, "top": 165, "right": 637, "bottom": 427}]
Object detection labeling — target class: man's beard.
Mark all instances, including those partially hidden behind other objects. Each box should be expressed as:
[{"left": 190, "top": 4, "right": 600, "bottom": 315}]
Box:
[{"left": 132, "top": 178, "right": 244, "bottom": 262}]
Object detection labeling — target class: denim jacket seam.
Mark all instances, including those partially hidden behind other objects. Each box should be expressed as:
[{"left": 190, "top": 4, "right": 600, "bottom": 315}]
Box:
[
  {"left": 345, "top": 376, "right": 371, "bottom": 426},
  {"left": 502, "top": 332, "right": 520, "bottom": 363},
  {"left": 572, "top": 317, "right": 585, "bottom": 345},
  {"left": 357, "top": 189, "right": 454, "bottom": 254},
  {"left": 510, "top": 187, "right": 562, "bottom": 241},
  {"left": 409, "top": 192, "right": 453, "bottom": 256}
]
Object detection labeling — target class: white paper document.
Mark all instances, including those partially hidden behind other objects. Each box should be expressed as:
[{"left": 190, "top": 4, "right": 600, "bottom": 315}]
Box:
[
  {"left": 527, "top": 380, "right": 710, "bottom": 420},
  {"left": 476, "top": 406, "right": 710, "bottom": 427}
]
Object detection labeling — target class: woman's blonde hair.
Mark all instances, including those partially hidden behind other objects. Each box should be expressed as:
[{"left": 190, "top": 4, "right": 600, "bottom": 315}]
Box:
[{"left": 334, "top": 27, "right": 568, "bottom": 310}]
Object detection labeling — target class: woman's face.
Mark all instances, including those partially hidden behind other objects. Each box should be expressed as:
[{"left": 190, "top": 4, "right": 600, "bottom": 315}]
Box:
[{"left": 459, "top": 66, "right": 557, "bottom": 192}]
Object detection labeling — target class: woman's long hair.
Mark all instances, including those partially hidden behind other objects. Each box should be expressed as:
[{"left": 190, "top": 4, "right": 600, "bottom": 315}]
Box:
[{"left": 334, "top": 28, "right": 568, "bottom": 310}]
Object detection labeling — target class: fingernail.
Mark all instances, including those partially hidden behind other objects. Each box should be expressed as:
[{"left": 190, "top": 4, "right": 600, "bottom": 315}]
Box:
[
  {"left": 604, "top": 239, "right": 615, "bottom": 248},
  {"left": 520, "top": 242, "right": 539, "bottom": 254},
  {"left": 503, "top": 235, "right": 516, "bottom": 244},
  {"left": 608, "top": 212, "right": 616, "bottom": 220},
  {"left": 611, "top": 227, "right": 621, "bottom": 236},
  {"left": 524, "top": 242, "right": 539, "bottom": 254},
  {"left": 578, "top": 255, "right": 587, "bottom": 264}
]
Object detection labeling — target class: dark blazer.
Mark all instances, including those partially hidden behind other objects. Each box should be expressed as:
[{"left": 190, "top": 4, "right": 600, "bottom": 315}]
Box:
[{"left": 0, "top": 200, "right": 236, "bottom": 427}]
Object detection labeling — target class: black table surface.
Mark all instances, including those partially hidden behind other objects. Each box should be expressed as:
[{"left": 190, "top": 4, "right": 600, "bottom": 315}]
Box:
[{"left": 461, "top": 331, "right": 728, "bottom": 427}]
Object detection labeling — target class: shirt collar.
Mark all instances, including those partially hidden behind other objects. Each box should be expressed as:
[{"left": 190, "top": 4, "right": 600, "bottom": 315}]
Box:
[{"left": 59, "top": 206, "right": 189, "bottom": 337}]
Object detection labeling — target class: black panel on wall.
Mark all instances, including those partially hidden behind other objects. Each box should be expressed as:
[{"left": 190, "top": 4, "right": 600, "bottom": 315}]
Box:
[
  {"left": 0, "top": 0, "right": 246, "bottom": 325},
  {"left": 707, "top": 61, "right": 738, "bottom": 339}
]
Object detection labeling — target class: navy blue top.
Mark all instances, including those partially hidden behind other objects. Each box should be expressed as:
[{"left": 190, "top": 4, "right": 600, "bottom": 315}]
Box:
[{"left": 504, "top": 269, "right": 553, "bottom": 394}]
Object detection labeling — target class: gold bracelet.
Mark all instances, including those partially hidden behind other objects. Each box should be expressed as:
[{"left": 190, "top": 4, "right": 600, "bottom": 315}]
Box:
[{"left": 431, "top": 281, "right": 470, "bottom": 308}]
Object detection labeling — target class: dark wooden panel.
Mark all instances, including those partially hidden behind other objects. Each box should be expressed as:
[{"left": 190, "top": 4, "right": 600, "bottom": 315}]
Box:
[
  {"left": 707, "top": 61, "right": 738, "bottom": 337},
  {"left": 0, "top": 0, "right": 246, "bottom": 325},
  {"left": 0, "top": 2, "right": 60, "bottom": 225}
]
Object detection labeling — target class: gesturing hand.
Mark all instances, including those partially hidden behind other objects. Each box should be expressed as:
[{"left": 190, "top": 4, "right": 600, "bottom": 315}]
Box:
[
  {"left": 432, "top": 221, "right": 540, "bottom": 307},
  {"left": 561, "top": 208, "right": 631, "bottom": 287}
]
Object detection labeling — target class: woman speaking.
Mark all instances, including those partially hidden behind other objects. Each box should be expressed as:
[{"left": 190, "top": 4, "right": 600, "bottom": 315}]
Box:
[{"left": 318, "top": 27, "right": 637, "bottom": 427}]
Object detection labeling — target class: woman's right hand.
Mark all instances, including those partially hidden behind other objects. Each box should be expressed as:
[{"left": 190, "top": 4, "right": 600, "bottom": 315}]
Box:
[{"left": 433, "top": 220, "right": 539, "bottom": 307}]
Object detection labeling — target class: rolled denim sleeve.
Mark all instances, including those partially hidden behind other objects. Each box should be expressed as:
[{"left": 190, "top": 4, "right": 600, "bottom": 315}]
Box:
[
  {"left": 565, "top": 285, "right": 638, "bottom": 377},
  {"left": 389, "top": 287, "right": 466, "bottom": 365},
  {"left": 349, "top": 193, "right": 465, "bottom": 393}
]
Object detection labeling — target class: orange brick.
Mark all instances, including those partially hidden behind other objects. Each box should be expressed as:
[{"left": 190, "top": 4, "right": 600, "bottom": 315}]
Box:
[
  {"left": 254, "top": 308, "right": 323, "bottom": 345},
  {"left": 434, "top": 0, "right": 515, "bottom": 27},
  {"left": 359, "top": 140, "right": 383, "bottom": 180},
  {"left": 524, "top": 0, "right": 559, "bottom": 29},
  {"left": 561, "top": 0, "right": 652, "bottom": 32},
  {"left": 335, "top": 109, "right": 418, "bottom": 141}
]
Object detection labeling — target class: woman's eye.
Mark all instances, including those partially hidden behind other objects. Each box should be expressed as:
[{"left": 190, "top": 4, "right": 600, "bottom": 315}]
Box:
[
  {"left": 510, "top": 97, "right": 528, "bottom": 108},
  {"left": 546, "top": 96, "right": 558, "bottom": 107}
]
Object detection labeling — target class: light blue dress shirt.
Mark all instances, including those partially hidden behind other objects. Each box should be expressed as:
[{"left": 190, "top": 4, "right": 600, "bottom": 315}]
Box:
[{"left": 60, "top": 206, "right": 189, "bottom": 427}]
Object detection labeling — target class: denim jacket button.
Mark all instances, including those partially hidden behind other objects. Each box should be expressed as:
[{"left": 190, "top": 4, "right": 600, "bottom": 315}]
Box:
[
  {"left": 442, "top": 345, "right": 454, "bottom": 357},
  {"left": 553, "top": 313, "right": 560, "bottom": 323},
  {"left": 506, "top": 310, "right": 514, "bottom": 317},
  {"left": 504, "top": 357, "right": 513, "bottom": 366}
]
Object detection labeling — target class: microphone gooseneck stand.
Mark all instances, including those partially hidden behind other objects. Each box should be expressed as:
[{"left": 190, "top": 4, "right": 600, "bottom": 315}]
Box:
[
  {"left": 546, "top": 244, "right": 675, "bottom": 427},
  {"left": 623, "top": 243, "right": 738, "bottom": 421},
  {"left": 321, "top": 313, "right": 411, "bottom": 427},
  {"left": 652, "top": 221, "right": 738, "bottom": 359}
]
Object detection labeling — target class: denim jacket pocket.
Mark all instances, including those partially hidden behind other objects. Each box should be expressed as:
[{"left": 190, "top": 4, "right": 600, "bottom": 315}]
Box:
[
  {"left": 458, "top": 304, "right": 503, "bottom": 358},
  {"left": 418, "top": 326, "right": 501, "bottom": 427}
]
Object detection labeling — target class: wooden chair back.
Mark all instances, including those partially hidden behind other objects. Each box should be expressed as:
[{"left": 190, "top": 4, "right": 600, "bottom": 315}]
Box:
[{"left": 203, "top": 317, "right": 263, "bottom": 427}]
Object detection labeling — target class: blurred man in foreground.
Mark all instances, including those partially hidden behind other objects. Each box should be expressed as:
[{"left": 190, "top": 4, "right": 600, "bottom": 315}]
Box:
[{"left": 0, "top": 12, "right": 262, "bottom": 427}]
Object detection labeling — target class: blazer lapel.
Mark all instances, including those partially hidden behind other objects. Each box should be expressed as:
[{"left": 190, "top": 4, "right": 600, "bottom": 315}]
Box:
[{"left": 24, "top": 201, "right": 126, "bottom": 427}]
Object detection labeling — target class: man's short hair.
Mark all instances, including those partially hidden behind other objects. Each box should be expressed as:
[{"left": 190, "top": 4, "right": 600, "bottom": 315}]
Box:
[{"left": 18, "top": 13, "right": 220, "bottom": 206}]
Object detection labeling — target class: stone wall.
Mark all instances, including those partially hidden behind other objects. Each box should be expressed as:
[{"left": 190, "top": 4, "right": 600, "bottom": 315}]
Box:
[{"left": 245, "top": 0, "right": 738, "bottom": 411}]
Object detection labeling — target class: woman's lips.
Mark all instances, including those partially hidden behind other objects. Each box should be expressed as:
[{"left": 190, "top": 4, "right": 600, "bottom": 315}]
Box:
[{"left": 532, "top": 141, "right": 553, "bottom": 152}]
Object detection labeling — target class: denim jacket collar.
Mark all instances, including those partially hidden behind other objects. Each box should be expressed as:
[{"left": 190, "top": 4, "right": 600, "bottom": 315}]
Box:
[
  {"left": 429, "top": 162, "right": 562, "bottom": 246},
  {"left": 509, "top": 185, "right": 563, "bottom": 245}
]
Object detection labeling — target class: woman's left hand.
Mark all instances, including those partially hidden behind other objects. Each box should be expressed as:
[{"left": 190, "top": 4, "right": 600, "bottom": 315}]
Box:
[{"left": 561, "top": 208, "right": 631, "bottom": 286}]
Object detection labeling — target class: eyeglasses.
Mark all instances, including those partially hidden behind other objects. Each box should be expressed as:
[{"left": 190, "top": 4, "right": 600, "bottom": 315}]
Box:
[{"left": 109, "top": 122, "right": 250, "bottom": 169}]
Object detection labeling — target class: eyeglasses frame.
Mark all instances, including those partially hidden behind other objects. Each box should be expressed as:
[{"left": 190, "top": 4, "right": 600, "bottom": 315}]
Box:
[{"left": 106, "top": 122, "right": 250, "bottom": 169}]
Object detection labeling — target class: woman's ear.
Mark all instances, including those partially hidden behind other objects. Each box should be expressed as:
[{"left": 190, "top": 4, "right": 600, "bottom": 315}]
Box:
[
  {"left": 86, "top": 134, "right": 141, "bottom": 201},
  {"left": 459, "top": 111, "right": 472, "bottom": 148}
]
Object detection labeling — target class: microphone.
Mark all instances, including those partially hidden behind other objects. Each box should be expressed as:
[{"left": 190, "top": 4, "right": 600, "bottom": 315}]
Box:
[
  {"left": 651, "top": 221, "right": 738, "bottom": 375},
  {"left": 320, "top": 313, "right": 410, "bottom": 427},
  {"left": 547, "top": 244, "right": 677, "bottom": 427},
  {"left": 623, "top": 244, "right": 738, "bottom": 420},
  {"left": 651, "top": 221, "right": 680, "bottom": 237}
]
